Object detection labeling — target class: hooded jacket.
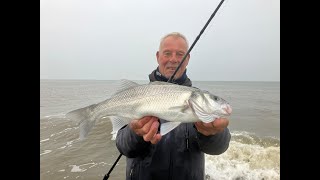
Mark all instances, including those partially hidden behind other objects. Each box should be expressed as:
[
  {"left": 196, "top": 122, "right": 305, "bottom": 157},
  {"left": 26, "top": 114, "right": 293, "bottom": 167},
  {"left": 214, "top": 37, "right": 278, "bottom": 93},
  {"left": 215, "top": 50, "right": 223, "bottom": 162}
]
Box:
[{"left": 116, "top": 68, "right": 231, "bottom": 180}]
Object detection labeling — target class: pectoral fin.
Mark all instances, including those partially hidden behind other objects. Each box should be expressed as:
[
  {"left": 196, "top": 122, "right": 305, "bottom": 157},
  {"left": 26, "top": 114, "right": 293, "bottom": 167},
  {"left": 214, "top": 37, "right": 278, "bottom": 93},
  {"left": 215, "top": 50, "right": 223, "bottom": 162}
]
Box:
[
  {"left": 160, "top": 122, "right": 181, "bottom": 136},
  {"left": 110, "top": 116, "right": 132, "bottom": 140}
]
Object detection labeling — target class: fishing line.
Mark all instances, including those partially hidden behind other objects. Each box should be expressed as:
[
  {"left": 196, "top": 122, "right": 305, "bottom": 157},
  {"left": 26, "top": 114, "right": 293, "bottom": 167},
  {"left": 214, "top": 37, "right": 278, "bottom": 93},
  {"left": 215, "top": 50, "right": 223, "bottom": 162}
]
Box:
[
  {"left": 103, "top": 0, "right": 225, "bottom": 179},
  {"left": 168, "top": 0, "right": 225, "bottom": 83}
]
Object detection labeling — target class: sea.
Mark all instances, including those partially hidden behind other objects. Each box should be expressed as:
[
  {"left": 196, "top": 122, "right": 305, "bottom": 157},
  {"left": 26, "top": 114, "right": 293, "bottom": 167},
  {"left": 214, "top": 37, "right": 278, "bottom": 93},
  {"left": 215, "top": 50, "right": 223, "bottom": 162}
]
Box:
[{"left": 40, "top": 79, "right": 280, "bottom": 180}]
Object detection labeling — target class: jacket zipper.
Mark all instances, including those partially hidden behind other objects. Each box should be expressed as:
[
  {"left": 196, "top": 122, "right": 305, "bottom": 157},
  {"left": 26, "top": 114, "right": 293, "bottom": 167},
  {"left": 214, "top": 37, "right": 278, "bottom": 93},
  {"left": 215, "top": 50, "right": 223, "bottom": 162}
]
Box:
[
  {"left": 185, "top": 124, "right": 189, "bottom": 151},
  {"left": 130, "top": 162, "right": 136, "bottom": 180},
  {"left": 169, "top": 147, "right": 173, "bottom": 180}
]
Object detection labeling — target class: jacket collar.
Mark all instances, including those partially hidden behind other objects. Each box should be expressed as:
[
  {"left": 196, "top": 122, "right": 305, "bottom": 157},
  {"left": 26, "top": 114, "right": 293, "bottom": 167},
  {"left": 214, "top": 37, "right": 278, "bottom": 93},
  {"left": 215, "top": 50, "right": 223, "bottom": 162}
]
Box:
[{"left": 148, "top": 67, "right": 192, "bottom": 87}]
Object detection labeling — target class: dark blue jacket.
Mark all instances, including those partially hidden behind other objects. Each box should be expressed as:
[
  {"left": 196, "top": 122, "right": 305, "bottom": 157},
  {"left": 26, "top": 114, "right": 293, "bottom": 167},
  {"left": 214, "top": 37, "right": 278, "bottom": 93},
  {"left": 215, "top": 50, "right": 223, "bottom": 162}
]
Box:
[{"left": 116, "top": 69, "right": 231, "bottom": 180}]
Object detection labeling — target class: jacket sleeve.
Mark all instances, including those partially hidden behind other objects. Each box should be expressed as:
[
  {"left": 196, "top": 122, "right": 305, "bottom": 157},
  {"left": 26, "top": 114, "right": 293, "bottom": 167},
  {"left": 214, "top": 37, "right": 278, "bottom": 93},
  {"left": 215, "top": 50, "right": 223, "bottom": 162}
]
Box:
[
  {"left": 115, "top": 125, "right": 151, "bottom": 158},
  {"left": 196, "top": 127, "right": 231, "bottom": 155}
]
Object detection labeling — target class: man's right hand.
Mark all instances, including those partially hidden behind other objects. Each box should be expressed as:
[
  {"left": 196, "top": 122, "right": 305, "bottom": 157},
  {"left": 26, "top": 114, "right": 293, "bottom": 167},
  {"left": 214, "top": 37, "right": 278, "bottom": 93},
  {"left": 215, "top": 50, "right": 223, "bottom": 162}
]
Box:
[{"left": 129, "top": 116, "right": 162, "bottom": 144}]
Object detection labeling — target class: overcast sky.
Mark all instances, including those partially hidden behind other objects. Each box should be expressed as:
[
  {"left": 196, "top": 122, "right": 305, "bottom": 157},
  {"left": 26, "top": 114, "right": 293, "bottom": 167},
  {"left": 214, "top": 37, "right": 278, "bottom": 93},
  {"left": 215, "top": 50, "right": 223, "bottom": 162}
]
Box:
[{"left": 40, "top": 0, "right": 280, "bottom": 81}]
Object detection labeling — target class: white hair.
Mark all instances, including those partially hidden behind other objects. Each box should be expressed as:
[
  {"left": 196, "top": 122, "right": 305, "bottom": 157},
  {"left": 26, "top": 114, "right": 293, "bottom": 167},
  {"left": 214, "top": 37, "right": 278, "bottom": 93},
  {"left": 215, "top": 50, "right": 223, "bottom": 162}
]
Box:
[{"left": 159, "top": 32, "right": 189, "bottom": 50}]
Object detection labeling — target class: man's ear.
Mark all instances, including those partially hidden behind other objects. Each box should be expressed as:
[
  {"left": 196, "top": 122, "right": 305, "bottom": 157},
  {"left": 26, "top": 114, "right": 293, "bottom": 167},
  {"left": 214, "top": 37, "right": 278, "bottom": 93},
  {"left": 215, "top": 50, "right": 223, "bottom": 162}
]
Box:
[{"left": 156, "top": 51, "right": 160, "bottom": 64}]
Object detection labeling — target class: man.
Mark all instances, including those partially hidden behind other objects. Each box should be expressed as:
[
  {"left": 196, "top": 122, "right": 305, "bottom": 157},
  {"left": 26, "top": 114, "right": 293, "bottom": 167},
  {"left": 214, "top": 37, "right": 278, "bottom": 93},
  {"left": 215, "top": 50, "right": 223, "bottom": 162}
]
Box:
[{"left": 116, "top": 32, "right": 231, "bottom": 180}]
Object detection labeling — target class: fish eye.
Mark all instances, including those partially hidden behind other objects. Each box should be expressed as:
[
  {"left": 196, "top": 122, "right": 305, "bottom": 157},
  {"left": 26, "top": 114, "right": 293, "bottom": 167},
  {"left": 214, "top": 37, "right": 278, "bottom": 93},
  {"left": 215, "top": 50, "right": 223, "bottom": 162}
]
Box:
[{"left": 212, "top": 95, "right": 219, "bottom": 101}]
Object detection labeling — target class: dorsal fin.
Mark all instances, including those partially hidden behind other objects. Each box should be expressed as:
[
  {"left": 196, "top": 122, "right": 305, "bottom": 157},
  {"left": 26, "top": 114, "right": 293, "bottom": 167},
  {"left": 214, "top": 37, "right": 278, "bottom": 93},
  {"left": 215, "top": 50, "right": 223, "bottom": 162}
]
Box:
[
  {"left": 113, "top": 79, "right": 140, "bottom": 95},
  {"left": 149, "top": 81, "right": 175, "bottom": 86}
]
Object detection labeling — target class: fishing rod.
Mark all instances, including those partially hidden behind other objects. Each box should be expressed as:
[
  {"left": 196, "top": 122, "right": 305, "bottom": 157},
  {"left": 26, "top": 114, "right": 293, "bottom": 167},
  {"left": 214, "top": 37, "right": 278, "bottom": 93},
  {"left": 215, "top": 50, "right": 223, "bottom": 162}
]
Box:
[
  {"left": 102, "top": 153, "right": 122, "bottom": 180},
  {"left": 103, "top": 0, "right": 225, "bottom": 179},
  {"left": 168, "top": 0, "right": 225, "bottom": 83}
]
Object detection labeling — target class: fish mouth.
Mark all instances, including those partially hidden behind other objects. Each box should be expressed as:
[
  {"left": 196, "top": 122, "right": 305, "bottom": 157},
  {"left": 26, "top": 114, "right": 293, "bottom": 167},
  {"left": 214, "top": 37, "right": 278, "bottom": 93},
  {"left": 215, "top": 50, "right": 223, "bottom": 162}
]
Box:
[{"left": 222, "top": 104, "right": 232, "bottom": 115}]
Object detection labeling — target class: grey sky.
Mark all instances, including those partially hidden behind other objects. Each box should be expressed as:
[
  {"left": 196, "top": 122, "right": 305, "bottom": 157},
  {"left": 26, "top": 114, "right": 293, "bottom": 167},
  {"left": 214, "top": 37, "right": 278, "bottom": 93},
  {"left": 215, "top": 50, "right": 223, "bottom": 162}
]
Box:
[{"left": 40, "top": 0, "right": 280, "bottom": 81}]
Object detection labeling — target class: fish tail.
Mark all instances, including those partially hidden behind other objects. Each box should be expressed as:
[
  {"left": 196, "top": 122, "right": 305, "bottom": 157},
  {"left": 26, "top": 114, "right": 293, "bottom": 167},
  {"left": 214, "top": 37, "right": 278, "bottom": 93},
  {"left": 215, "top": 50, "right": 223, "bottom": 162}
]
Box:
[{"left": 66, "top": 104, "right": 98, "bottom": 140}]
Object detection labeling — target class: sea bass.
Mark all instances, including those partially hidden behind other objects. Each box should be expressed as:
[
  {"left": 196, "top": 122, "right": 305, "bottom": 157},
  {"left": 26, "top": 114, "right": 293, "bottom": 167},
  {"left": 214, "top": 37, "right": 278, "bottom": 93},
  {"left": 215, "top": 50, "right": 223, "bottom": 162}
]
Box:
[{"left": 66, "top": 79, "right": 232, "bottom": 140}]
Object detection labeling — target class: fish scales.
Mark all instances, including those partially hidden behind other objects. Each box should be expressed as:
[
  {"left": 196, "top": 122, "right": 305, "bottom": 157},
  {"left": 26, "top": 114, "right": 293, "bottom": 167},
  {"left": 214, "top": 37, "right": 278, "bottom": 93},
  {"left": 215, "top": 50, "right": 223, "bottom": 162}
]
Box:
[
  {"left": 101, "top": 84, "right": 193, "bottom": 119},
  {"left": 66, "top": 80, "right": 232, "bottom": 140}
]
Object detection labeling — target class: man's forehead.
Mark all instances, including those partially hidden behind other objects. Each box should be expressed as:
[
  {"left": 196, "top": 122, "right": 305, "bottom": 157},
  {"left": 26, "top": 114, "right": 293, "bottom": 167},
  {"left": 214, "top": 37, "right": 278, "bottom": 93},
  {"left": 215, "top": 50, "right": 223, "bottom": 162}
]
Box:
[
  {"left": 162, "top": 36, "right": 186, "bottom": 43},
  {"left": 162, "top": 49, "right": 185, "bottom": 53},
  {"left": 160, "top": 37, "right": 188, "bottom": 50}
]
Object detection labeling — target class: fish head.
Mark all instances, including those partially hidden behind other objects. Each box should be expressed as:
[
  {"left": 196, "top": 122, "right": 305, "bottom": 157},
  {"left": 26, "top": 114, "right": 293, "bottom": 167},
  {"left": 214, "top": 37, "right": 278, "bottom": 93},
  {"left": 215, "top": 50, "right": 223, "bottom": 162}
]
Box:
[
  {"left": 203, "top": 91, "right": 232, "bottom": 116},
  {"left": 189, "top": 90, "right": 232, "bottom": 122}
]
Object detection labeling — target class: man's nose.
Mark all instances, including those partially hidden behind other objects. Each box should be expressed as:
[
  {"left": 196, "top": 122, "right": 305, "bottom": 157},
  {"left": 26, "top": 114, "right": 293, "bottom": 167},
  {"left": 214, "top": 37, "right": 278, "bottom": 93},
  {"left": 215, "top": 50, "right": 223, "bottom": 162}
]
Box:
[{"left": 169, "top": 55, "right": 179, "bottom": 63}]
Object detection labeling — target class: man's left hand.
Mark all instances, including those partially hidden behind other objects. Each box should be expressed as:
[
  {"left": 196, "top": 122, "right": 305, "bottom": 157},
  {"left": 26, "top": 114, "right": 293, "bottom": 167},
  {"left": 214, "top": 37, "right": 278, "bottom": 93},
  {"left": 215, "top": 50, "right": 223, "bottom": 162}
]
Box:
[{"left": 194, "top": 118, "right": 229, "bottom": 136}]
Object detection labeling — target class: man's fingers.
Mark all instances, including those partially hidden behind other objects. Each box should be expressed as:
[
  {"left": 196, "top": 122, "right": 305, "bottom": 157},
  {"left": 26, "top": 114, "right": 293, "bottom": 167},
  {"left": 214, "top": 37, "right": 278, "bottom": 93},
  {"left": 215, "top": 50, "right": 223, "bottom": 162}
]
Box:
[
  {"left": 195, "top": 122, "right": 207, "bottom": 131},
  {"left": 137, "top": 117, "right": 157, "bottom": 135},
  {"left": 140, "top": 119, "right": 155, "bottom": 134},
  {"left": 195, "top": 122, "right": 209, "bottom": 133},
  {"left": 202, "top": 122, "right": 214, "bottom": 128},
  {"left": 129, "top": 120, "right": 139, "bottom": 130},
  {"left": 130, "top": 116, "right": 152, "bottom": 130},
  {"left": 195, "top": 118, "right": 230, "bottom": 136},
  {"left": 212, "top": 118, "right": 229, "bottom": 128},
  {"left": 150, "top": 134, "right": 162, "bottom": 144},
  {"left": 143, "top": 120, "right": 159, "bottom": 142},
  {"left": 137, "top": 116, "right": 153, "bottom": 128}
]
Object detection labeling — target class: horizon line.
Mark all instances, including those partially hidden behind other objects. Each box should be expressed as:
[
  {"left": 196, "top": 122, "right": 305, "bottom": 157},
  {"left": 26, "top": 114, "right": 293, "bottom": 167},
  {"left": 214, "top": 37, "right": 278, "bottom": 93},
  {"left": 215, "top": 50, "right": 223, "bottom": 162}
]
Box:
[{"left": 40, "top": 78, "right": 280, "bottom": 82}]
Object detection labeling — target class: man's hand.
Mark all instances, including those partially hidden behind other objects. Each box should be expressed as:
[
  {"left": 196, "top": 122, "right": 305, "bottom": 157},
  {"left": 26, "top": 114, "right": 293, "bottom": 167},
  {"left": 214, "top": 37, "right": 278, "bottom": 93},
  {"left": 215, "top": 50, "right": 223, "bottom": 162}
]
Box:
[
  {"left": 194, "top": 118, "right": 229, "bottom": 136},
  {"left": 129, "top": 116, "right": 162, "bottom": 144}
]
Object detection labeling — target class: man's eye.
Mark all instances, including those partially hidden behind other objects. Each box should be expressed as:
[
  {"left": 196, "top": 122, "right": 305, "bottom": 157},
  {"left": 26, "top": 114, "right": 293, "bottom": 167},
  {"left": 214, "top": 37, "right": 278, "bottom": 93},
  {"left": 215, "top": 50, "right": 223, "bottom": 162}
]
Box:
[{"left": 164, "top": 52, "right": 171, "bottom": 56}]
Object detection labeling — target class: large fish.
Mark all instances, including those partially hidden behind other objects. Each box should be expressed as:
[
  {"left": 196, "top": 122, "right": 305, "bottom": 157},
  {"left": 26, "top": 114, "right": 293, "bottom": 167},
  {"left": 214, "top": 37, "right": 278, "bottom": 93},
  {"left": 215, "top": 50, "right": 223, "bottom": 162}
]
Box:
[{"left": 66, "top": 79, "right": 232, "bottom": 140}]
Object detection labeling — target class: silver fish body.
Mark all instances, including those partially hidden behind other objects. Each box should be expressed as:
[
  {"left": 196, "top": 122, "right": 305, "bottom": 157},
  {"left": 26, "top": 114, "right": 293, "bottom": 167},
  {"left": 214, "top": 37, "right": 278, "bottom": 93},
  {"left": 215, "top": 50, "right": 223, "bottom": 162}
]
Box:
[{"left": 66, "top": 80, "right": 232, "bottom": 140}]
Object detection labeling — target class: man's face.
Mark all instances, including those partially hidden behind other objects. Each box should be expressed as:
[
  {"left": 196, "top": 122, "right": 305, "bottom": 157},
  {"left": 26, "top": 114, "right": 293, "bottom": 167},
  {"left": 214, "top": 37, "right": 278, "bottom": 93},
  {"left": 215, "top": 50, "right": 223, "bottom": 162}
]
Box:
[{"left": 156, "top": 36, "right": 190, "bottom": 79}]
